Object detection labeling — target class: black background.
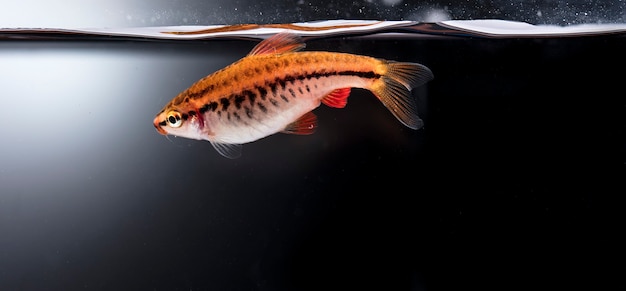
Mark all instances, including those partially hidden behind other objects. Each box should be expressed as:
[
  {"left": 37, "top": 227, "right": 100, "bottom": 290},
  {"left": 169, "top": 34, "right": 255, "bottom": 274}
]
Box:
[{"left": 0, "top": 33, "right": 625, "bottom": 290}]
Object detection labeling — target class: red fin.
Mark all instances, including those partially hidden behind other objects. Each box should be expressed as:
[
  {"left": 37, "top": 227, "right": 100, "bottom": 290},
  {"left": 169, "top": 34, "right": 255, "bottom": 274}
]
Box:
[
  {"left": 321, "top": 88, "right": 351, "bottom": 108},
  {"left": 248, "top": 33, "right": 306, "bottom": 56},
  {"left": 282, "top": 112, "right": 317, "bottom": 135}
]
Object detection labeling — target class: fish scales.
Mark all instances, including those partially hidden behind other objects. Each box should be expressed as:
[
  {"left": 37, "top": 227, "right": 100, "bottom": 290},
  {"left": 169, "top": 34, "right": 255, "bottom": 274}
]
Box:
[
  {"left": 174, "top": 52, "right": 382, "bottom": 106},
  {"left": 154, "top": 33, "right": 433, "bottom": 158},
  {"left": 173, "top": 53, "right": 383, "bottom": 138},
  {"left": 217, "top": 53, "right": 379, "bottom": 141}
]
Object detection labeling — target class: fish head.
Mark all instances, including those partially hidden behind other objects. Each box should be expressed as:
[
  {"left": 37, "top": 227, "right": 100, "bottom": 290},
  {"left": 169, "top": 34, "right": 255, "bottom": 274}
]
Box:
[{"left": 153, "top": 105, "right": 208, "bottom": 140}]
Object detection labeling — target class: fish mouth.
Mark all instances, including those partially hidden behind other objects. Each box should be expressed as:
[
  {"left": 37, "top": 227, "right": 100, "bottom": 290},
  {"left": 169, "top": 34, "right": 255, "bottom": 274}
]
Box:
[{"left": 153, "top": 117, "right": 168, "bottom": 135}]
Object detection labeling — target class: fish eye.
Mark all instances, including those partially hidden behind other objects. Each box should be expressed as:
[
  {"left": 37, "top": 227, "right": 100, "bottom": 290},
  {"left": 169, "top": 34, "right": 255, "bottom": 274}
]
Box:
[{"left": 166, "top": 111, "right": 183, "bottom": 128}]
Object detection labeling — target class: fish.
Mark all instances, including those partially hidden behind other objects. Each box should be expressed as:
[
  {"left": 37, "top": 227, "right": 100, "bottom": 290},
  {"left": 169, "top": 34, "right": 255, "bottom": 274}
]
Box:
[{"left": 153, "top": 32, "right": 433, "bottom": 158}]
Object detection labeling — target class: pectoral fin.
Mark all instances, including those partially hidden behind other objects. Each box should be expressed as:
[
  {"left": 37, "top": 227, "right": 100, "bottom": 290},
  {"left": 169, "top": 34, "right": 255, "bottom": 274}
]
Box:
[{"left": 210, "top": 141, "right": 242, "bottom": 159}]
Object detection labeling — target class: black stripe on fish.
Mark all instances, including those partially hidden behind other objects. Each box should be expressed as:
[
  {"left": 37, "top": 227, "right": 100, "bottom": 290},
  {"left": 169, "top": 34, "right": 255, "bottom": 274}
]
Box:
[
  {"left": 232, "top": 112, "right": 247, "bottom": 125},
  {"left": 234, "top": 94, "right": 246, "bottom": 109},
  {"left": 269, "top": 83, "right": 278, "bottom": 96},
  {"left": 261, "top": 70, "right": 381, "bottom": 95},
  {"left": 277, "top": 78, "right": 287, "bottom": 89},
  {"left": 220, "top": 98, "right": 230, "bottom": 110},
  {"left": 258, "top": 87, "right": 268, "bottom": 100},
  {"left": 244, "top": 70, "right": 380, "bottom": 106},
  {"left": 199, "top": 101, "right": 219, "bottom": 114},
  {"left": 258, "top": 102, "right": 268, "bottom": 113},
  {"left": 187, "top": 70, "right": 381, "bottom": 112},
  {"left": 337, "top": 71, "right": 380, "bottom": 79},
  {"left": 186, "top": 70, "right": 379, "bottom": 102},
  {"left": 244, "top": 90, "right": 256, "bottom": 107},
  {"left": 284, "top": 75, "right": 296, "bottom": 84}
]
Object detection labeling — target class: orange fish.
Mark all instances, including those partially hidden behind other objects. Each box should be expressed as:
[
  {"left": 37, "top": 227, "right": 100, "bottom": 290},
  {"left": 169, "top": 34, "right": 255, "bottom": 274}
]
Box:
[{"left": 153, "top": 33, "right": 433, "bottom": 158}]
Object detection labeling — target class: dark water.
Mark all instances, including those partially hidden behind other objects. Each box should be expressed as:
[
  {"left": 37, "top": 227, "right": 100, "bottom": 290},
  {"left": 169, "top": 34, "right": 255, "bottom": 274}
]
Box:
[{"left": 1, "top": 35, "right": 624, "bottom": 290}]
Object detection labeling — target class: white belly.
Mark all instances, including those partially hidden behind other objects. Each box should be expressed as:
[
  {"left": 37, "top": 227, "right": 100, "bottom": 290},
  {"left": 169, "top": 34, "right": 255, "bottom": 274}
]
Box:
[{"left": 204, "top": 74, "right": 370, "bottom": 144}]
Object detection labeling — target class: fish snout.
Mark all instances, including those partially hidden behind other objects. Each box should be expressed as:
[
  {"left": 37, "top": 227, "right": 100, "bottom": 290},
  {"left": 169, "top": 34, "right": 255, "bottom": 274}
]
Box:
[{"left": 153, "top": 117, "right": 168, "bottom": 135}]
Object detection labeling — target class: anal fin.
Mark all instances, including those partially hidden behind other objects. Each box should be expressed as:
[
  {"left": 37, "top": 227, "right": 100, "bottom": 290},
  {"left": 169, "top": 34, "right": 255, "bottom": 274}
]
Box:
[
  {"left": 282, "top": 112, "right": 317, "bottom": 135},
  {"left": 321, "top": 88, "right": 351, "bottom": 108}
]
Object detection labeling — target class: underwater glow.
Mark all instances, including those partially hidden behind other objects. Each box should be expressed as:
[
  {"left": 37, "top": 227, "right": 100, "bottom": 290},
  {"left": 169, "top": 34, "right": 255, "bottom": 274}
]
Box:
[{"left": 0, "top": 48, "right": 133, "bottom": 193}]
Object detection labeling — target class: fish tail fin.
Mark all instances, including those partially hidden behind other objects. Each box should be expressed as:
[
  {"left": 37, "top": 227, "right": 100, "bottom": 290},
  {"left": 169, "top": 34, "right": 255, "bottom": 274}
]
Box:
[{"left": 370, "top": 61, "right": 433, "bottom": 129}]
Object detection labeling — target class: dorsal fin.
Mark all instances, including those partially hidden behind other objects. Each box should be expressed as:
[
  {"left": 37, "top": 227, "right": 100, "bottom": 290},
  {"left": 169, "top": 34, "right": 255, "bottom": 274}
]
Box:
[
  {"left": 282, "top": 112, "right": 317, "bottom": 135},
  {"left": 248, "top": 33, "right": 306, "bottom": 56}
]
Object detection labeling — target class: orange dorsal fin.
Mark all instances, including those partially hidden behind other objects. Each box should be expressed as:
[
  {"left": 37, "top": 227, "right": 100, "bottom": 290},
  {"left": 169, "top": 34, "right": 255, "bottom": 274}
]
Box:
[
  {"left": 282, "top": 112, "right": 317, "bottom": 135},
  {"left": 321, "top": 88, "right": 351, "bottom": 108},
  {"left": 248, "top": 33, "right": 306, "bottom": 56}
]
